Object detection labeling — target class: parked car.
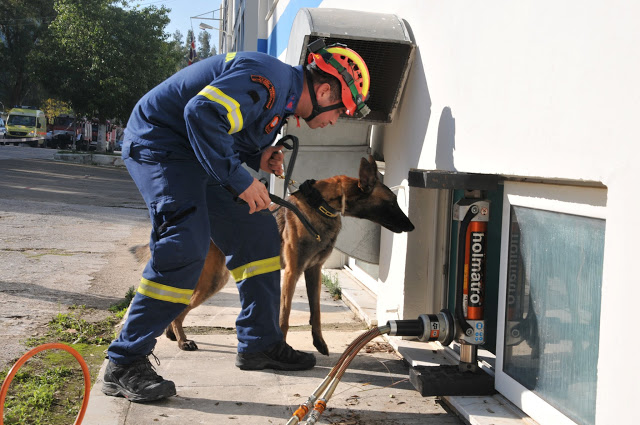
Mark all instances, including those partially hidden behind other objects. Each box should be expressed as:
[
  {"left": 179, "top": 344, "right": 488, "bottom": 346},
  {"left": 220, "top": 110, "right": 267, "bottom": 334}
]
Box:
[{"left": 0, "top": 117, "right": 6, "bottom": 138}]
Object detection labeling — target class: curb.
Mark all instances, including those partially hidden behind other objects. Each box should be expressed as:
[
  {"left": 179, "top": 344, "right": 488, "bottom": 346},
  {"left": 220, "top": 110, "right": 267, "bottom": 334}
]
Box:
[{"left": 53, "top": 153, "right": 124, "bottom": 167}]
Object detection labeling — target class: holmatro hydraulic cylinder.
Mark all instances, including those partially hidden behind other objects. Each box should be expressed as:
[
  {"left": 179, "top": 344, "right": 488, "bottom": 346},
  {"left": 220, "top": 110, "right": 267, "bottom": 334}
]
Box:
[
  {"left": 384, "top": 198, "right": 490, "bottom": 371},
  {"left": 452, "top": 197, "right": 489, "bottom": 372}
]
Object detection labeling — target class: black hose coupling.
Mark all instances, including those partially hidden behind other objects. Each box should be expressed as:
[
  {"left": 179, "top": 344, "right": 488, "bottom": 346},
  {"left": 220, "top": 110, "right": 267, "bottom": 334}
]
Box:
[{"left": 385, "top": 309, "right": 454, "bottom": 346}]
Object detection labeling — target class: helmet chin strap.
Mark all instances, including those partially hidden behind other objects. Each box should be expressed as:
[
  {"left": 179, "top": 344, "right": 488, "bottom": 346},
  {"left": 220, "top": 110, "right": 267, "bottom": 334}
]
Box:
[{"left": 303, "top": 68, "right": 344, "bottom": 122}]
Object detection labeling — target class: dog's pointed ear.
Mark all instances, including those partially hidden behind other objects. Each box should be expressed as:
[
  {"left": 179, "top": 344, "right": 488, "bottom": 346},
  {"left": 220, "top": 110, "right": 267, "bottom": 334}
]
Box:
[{"left": 358, "top": 155, "right": 378, "bottom": 194}]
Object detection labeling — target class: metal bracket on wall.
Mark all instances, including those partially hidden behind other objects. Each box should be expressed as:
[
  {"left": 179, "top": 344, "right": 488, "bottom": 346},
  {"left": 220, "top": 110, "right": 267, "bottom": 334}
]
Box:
[{"left": 408, "top": 170, "right": 503, "bottom": 192}]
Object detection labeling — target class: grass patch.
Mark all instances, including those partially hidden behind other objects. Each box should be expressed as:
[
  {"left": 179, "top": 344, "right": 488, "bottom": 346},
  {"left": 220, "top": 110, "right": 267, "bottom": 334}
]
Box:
[
  {"left": 108, "top": 286, "right": 136, "bottom": 320},
  {"left": 0, "top": 288, "right": 135, "bottom": 425},
  {"left": 322, "top": 271, "right": 342, "bottom": 300}
]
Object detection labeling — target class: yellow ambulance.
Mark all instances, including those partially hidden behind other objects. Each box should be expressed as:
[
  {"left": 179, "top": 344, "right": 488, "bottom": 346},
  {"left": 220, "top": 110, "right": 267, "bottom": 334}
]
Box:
[{"left": 5, "top": 107, "right": 47, "bottom": 147}]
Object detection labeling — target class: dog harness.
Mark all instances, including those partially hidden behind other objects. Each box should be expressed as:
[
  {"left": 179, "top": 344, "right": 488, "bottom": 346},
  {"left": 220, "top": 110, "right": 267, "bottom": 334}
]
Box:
[{"left": 298, "top": 179, "right": 339, "bottom": 218}]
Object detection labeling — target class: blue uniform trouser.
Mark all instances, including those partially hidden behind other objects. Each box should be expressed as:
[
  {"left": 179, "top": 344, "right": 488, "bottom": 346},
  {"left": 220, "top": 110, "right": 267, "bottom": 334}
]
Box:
[{"left": 107, "top": 141, "right": 283, "bottom": 364}]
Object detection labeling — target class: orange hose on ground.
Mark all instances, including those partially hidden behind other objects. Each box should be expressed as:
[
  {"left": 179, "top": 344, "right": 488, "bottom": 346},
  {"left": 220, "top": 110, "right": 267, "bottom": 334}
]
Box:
[{"left": 0, "top": 343, "right": 91, "bottom": 425}]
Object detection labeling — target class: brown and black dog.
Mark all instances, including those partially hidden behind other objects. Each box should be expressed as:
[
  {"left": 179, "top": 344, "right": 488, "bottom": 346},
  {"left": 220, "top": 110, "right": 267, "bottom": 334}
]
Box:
[{"left": 164, "top": 155, "right": 414, "bottom": 355}]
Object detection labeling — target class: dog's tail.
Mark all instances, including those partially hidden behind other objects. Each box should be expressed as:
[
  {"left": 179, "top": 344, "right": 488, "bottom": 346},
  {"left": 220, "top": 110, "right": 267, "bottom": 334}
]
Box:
[{"left": 129, "top": 244, "right": 151, "bottom": 264}]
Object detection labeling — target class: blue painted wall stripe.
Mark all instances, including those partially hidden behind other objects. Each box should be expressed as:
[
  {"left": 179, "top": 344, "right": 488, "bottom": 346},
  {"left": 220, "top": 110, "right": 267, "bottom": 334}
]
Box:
[
  {"left": 267, "top": 0, "right": 323, "bottom": 58},
  {"left": 257, "top": 38, "right": 268, "bottom": 53}
]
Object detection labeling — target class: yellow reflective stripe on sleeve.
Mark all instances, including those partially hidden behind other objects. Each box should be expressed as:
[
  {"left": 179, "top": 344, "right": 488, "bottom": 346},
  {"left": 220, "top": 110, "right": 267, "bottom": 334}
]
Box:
[
  {"left": 198, "top": 85, "right": 244, "bottom": 134},
  {"left": 137, "top": 278, "right": 193, "bottom": 305},
  {"left": 230, "top": 256, "right": 281, "bottom": 282},
  {"left": 225, "top": 52, "right": 236, "bottom": 62}
]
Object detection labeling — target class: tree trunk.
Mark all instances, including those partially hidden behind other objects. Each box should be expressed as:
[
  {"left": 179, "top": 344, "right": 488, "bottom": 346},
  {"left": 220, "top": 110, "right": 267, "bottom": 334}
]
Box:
[{"left": 97, "top": 124, "right": 107, "bottom": 153}]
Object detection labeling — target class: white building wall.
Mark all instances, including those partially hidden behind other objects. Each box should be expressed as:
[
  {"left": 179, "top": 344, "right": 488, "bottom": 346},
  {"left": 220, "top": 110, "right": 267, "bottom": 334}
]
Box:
[
  {"left": 265, "top": 1, "right": 639, "bottom": 423},
  {"left": 314, "top": 4, "right": 639, "bottom": 424},
  {"left": 241, "top": 1, "right": 259, "bottom": 51},
  {"left": 313, "top": 1, "right": 638, "bottom": 179}
]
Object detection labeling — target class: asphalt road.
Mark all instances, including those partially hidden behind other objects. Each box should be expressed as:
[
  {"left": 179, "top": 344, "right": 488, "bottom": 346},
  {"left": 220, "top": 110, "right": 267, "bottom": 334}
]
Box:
[{"left": 0, "top": 145, "right": 150, "bottom": 369}]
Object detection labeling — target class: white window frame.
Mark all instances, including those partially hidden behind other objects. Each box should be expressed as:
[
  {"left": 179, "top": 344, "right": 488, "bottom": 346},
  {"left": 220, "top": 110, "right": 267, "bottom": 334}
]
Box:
[
  {"left": 495, "top": 181, "right": 607, "bottom": 425},
  {"left": 346, "top": 257, "right": 380, "bottom": 295}
]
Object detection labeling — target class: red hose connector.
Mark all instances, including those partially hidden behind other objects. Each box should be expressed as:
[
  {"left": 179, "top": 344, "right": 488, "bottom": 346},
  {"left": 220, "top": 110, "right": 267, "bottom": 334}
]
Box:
[{"left": 285, "top": 403, "right": 310, "bottom": 425}]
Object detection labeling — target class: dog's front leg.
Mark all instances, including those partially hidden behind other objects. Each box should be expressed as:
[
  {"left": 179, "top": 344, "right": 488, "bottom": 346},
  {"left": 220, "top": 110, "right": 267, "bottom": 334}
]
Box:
[{"left": 305, "top": 264, "right": 329, "bottom": 356}]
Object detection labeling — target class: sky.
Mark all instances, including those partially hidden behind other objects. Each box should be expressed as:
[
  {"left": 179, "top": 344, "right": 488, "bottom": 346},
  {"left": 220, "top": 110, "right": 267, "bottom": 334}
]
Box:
[{"left": 134, "top": 0, "right": 222, "bottom": 47}]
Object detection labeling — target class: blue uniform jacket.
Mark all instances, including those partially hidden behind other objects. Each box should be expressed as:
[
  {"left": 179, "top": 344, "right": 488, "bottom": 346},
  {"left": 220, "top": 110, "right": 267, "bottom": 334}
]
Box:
[{"left": 124, "top": 52, "right": 304, "bottom": 195}]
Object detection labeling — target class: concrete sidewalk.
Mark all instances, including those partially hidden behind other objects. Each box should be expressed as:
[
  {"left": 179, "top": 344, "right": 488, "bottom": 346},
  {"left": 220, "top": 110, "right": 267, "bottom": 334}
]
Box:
[{"left": 82, "top": 273, "right": 464, "bottom": 425}]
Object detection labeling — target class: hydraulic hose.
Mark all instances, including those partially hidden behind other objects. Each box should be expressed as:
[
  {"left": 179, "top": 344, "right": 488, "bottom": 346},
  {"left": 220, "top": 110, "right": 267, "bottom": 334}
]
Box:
[
  {"left": 0, "top": 343, "right": 91, "bottom": 425},
  {"left": 286, "top": 326, "right": 388, "bottom": 425},
  {"left": 286, "top": 310, "right": 459, "bottom": 423},
  {"left": 286, "top": 328, "right": 378, "bottom": 425},
  {"left": 286, "top": 309, "right": 460, "bottom": 423}
]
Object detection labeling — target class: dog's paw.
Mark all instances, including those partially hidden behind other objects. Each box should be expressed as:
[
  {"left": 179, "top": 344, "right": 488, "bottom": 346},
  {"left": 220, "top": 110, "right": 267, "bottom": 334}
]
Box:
[
  {"left": 179, "top": 340, "right": 199, "bottom": 351},
  {"left": 313, "top": 337, "right": 330, "bottom": 356}
]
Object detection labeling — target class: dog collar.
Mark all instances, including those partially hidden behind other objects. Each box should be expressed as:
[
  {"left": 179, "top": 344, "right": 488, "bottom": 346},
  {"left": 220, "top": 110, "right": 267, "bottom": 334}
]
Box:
[{"left": 299, "top": 179, "right": 339, "bottom": 218}]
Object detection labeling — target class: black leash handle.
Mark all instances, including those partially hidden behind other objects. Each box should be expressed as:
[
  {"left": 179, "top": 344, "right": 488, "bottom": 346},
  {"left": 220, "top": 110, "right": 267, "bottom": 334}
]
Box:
[
  {"left": 274, "top": 134, "right": 299, "bottom": 200},
  {"left": 271, "top": 134, "right": 321, "bottom": 240}
]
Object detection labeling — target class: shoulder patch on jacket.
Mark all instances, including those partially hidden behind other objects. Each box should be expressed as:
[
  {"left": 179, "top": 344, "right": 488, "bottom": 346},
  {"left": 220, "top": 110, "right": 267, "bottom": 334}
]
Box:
[
  {"left": 250, "top": 75, "right": 275, "bottom": 109},
  {"left": 264, "top": 115, "right": 281, "bottom": 134}
]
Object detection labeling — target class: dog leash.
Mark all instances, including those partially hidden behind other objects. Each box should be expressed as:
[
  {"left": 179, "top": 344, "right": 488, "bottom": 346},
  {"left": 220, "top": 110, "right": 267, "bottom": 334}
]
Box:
[
  {"left": 268, "top": 193, "right": 321, "bottom": 242},
  {"left": 270, "top": 134, "right": 321, "bottom": 241},
  {"left": 229, "top": 186, "right": 321, "bottom": 241},
  {"left": 228, "top": 134, "right": 322, "bottom": 241},
  {"left": 272, "top": 134, "right": 299, "bottom": 207}
]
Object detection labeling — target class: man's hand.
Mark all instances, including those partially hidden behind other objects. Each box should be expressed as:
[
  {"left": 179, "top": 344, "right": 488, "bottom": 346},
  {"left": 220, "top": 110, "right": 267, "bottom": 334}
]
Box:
[
  {"left": 260, "top": 145, "right": 284, "bottom": 176},
  {"left": 238, "top": 178, "right": 271, "bottom": 214}
]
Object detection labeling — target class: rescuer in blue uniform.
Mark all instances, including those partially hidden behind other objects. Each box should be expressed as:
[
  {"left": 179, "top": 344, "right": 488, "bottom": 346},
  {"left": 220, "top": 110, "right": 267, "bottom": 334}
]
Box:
[{"left": 102, "top": 42, "right": 371, "bottom": 402}]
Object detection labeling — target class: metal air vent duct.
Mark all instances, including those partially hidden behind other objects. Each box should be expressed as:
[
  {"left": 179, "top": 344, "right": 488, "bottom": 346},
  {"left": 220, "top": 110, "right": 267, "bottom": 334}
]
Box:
[{"left": 286, "top": 8, "right": 416, "bottom": 124}]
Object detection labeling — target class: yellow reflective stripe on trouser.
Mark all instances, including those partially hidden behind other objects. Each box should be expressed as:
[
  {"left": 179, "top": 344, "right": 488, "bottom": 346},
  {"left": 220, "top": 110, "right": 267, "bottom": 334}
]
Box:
[
  {"left": 137, "top": 278, "right": 193, "bottom": 305},
  {"left": 230, "top": 256, "right": 281, "bottom": 282},
  {"left": 198, "top": 85, "right": 243, "bottom": 134},
  {"left": 225, "top": 52, "right": 236, "bottom": 62}
]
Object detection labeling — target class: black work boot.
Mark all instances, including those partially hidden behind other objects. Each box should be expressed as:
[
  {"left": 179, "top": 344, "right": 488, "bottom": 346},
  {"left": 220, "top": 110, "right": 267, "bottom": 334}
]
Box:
[
  {"left": 235, "top": 341, "right": 316, "bottom": 371},
  {"left": 102, "top": 355, "right": 176, "bottom": 402}
]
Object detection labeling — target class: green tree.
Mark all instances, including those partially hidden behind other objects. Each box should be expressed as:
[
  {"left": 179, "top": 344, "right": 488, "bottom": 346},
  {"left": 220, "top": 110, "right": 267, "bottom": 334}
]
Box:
[
  {"left": 38, "top": 0, "right": 181, "bottom": 124},
  {"left": 169, "top": 29, "right": 188, "bottom": 72},
  {"left": 0, "top": 0, "right": 55, "bottom": 109},
  {"left": 170, "top": 29, "right": 218, "bottom": 70},
  {"left": 41, "top": 98, "right": 72, "bottom": 122},
  {"left": 197, "top": 30, "right": 217, "bottom": 59}
]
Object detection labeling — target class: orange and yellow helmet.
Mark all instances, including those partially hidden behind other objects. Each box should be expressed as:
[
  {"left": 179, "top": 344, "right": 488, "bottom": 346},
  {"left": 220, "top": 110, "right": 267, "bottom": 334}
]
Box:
[{"left": 307, "top": 40, "right": 371, "bottom": 118}]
